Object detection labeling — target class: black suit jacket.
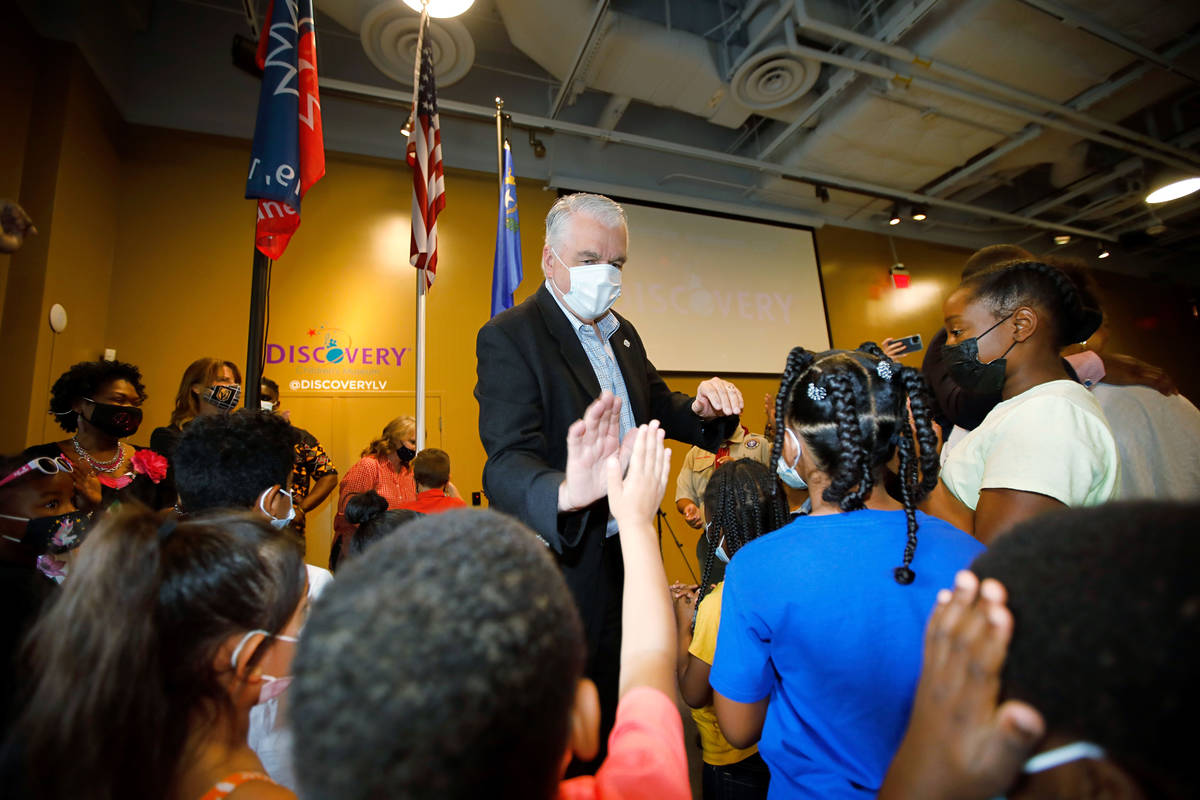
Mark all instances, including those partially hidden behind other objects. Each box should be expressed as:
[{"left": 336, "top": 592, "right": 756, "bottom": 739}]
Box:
[{"left": 475, "top": 285, "right": 737, "bottom": 637}]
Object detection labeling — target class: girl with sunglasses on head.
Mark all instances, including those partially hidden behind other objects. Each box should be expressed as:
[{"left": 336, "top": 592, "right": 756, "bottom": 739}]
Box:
[
  {"left": 5, "top": 509, "right": 305, "bottom": 800},
  {"left": 922, "top": 260, "right": 1120, "bottom": 544},
  {"left": 709, "top": 344, "right": 983, "bottom": 800},
  {"left": 0, "top": 452, "right": 81, "bottom": 725}
]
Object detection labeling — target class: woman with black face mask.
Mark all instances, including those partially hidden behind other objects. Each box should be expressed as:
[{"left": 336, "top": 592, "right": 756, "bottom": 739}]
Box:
[
  {"left": 34, "top": 359, "right": 166, "bottom": 508},
  {"left": 330, "top": 416, "right": 419, "bottom": 570},
  {"left": 921, "top": 261, "right": 1119, "bottom": 545}
]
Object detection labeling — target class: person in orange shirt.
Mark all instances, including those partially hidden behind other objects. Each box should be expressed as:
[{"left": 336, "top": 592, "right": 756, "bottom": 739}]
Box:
[{"left": 396, "top": 449, "right": 467, "bottom": 515}]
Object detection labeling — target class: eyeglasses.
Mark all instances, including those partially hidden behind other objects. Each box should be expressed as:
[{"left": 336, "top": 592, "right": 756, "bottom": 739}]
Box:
[{"left": 0, "top": 455, "right": 74, "bottom": 489}]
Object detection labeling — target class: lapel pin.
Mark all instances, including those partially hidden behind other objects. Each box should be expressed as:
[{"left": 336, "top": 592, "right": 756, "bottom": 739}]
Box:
[{"left": 623, "top": 339, "right": 630, "bottom": 348}]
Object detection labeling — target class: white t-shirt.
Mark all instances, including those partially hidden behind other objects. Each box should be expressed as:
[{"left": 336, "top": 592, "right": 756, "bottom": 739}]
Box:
[
  {"left": 1090, "top": 384, "right": 1200, "bottom": 501},
  {"left": 941, "top": 380, "right": 1120, "bottom": 510}
]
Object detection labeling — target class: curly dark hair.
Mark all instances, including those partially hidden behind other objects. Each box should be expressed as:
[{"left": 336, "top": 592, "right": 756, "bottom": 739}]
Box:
[
  {"left": 971, "top": 502, "right": 1200, "bottom": 799},
  {"left": 694, "top": 459, "right": 789, "bottom": 619},
  {"left": 174, "top": 410, "right": 295, "bottom": 513},
  {"left": 291, "top": 509, "right": 586, "bottom": 800},
  {"left": 959, "top": 259, "right": 1102, "bottom": 348},
  {"left": 48, "top": 360, "right": 147, "bottom": 433},
  {"left": 770, "top": 343, "right": 940, "bottom": 585}
]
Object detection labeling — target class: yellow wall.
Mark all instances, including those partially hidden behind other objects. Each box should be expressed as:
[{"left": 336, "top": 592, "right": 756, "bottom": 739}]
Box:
[{"left": 5, "top": 46, "right": 1197, "bottom": 582}]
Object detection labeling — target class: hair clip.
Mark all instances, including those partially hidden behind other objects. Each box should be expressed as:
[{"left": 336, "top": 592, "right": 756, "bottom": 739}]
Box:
[
  {"left": 876, "top": 360, "right": 894, "bottom": 381},
  {"left": 807, "top": 383, "right": 827, "bottom": 401}
]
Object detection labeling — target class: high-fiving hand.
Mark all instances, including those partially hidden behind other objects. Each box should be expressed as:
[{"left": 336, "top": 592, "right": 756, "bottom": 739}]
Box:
[
  {"left": 559, "top": 392, "right": 623, "bottom": 512},
  {"left": 606, "top": 420, "right": 670, "bottom": 528}
]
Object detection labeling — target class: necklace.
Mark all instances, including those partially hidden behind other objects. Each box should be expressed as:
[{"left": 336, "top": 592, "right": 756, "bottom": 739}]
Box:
[{"left": 72, "top": 436, "right": 126, "bottom": 473}]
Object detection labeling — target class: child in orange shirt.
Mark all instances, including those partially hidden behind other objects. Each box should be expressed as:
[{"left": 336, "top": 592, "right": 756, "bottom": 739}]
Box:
[{"left": 290, "top": 395, "right": 692, "bottom": 800}]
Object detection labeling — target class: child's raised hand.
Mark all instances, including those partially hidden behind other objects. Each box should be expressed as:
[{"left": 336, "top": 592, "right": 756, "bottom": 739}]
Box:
[
  {"left": 606, "top": 420, "right": 669, "bottom": 528},
  {"left": 879, "top": 571, "right": 1045, "bottom": 800}
]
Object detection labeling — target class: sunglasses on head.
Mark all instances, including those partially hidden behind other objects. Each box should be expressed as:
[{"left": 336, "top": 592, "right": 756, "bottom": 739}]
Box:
[{"left": 0, "top": 455, "right": 74, "bottom": 489}]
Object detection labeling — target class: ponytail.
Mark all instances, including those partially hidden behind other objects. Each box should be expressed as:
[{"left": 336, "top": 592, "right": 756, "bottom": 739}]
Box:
[{"left": 15, "top": 508, "right": 305, "bottom": 800}]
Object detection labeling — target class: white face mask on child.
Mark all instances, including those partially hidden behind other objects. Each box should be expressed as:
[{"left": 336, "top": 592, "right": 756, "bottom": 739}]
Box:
[
  {"left": 258, "top": 488, "right": 296, "bottom": 530},
  {"left": 230, "top": 628, "right": 300, "bottom": 705}
]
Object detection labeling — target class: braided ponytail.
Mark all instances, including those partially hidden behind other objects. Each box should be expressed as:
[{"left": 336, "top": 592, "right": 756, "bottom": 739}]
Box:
[{"left": 963, "top": 260, "right": 1101, "bottom": 347}]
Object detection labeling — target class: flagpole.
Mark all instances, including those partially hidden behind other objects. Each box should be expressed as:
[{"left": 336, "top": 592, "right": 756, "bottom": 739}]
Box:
[
  {"left": 413, "top": 2, "right": 430, "bottom": 451},
  {"left": 495, "top": 96, "right": 504, "bottom": 204},
  {"left": 245, "top": 248, "right": 271, "bottom": 410}
]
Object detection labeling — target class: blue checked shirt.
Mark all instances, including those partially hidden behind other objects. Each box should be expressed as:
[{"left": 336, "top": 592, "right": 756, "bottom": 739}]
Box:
[{"left": 548, "top": 282, "right": 635, "bottom": 535}]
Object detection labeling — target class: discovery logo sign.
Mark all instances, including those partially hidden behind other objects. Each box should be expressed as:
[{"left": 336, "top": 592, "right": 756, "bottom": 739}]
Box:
[{"left": 267, "top": 324, "right": 410, "bottom": 393}]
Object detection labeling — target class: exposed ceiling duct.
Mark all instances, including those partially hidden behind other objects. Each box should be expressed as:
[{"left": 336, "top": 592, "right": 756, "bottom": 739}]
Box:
[
  {"left": 320, "top": 0, "right": 476, "bottom": 86},
  {"left": 493, "top": 0, "right": 820, "bottom": 128}
]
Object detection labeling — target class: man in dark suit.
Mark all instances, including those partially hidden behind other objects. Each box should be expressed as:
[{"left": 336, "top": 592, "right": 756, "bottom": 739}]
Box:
[{"left": 475, "top": 193, "right": 743, "bottom": 768}]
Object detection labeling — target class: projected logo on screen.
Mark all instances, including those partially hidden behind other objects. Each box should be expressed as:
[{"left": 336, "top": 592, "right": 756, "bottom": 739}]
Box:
[{"left": 620, "top": 276, "right": 794, "bottom": 323}]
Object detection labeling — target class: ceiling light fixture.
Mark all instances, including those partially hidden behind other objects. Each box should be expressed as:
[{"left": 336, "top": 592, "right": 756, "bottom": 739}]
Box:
[
  {"left": 402, "top": 0, "right": 475, "bottom": 18},
  {"left": 1145, "top": 174, "right": 1200, "bottom": 204},
  {"left": 815, "top": 185, "right": 830, "bottom": 203},
  {"left": 1053, "top": 234, "right": 1071, "bottom": 246},
  {"left": 1097, "top": 242, "right": 1111, "bottom": 259},
  {"left": 888, "top": 205, "right": 902, "bottom": 226},
  {"left": 911, "top": 205, "right": 927, "bottom": 221}
]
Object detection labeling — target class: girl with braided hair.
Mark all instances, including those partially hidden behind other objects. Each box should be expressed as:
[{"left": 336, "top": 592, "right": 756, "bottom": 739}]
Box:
[
  {"left": 709, "top": 344, "right": 983, "bottom": 800},
  {"left": 925, "top": 260, "right": 1120, "bottom": 544},
  {"left": 673, "top": 459, "right": 788, "bottom": 800}
]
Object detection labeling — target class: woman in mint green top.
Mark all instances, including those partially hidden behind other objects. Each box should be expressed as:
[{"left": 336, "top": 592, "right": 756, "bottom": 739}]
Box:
[{"left": 926, "top": 260, "right": 1119, "bottom": 544}]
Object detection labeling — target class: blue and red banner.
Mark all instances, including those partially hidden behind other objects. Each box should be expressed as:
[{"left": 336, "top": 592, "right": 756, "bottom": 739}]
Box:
[{"left": 245, "top": 0, "right": 325, "bottom": 260}]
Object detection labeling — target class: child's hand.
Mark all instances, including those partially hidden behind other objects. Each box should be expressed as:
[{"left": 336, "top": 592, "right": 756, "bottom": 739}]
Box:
[
  {"left": 880, "top": 571, "right": 1045, "bottom": 800},
  {"left": 606, "top": 420, "right": 669, "bottom": 528},
  {"left": 670, "top": 583, "right": 698, "bottom": 625}
]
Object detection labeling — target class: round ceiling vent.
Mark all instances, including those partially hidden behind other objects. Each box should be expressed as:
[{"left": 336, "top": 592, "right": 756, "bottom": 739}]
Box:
[
  {"left": 730, "top": 46, "right": 819, "bottom": 111},
  {"left": 360, "top": 4, "right": 475, "bottom": 87}
]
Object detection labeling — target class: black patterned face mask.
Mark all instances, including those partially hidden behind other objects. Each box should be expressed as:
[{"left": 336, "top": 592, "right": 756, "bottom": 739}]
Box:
[{"left": 202, "top": 384, "right": 242, "bottom": 412}]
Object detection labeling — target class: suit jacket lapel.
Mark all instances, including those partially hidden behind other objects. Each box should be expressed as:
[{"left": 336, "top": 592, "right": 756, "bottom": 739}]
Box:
[
  {"left": 535, "top": 284, "right": 601, "bottom": 397},
  {"left": 611, "top": 315, "right": 649, "bottom": 424}
]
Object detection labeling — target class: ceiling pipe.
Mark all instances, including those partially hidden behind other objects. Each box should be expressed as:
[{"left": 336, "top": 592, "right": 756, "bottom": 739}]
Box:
[
  {"left": 1017, "top": 0, "right": 1200, "bottom": 84},
  {"left": 320, "top": 75, "right": 1118, "bottom": 241},
  {"left": 548, "top": 0, "right": 610, "bottom": 119},
  {"left": 924, "top": 29, "right": 1200, "bottom": 198},
  {"left": 757, "top": 0, "right": 941, "bottom": 160},
  {"left": 1016, "top": 157, "right": 1143, "bottom": 218},
  {"left": 780, "top": 38, "right": 1200, "bottom": 174},
  {"left": 790, "top": 0, "right": 1200, "bottom": 168}
]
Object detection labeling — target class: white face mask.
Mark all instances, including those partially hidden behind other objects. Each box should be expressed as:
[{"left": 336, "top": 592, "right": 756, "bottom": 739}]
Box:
[
  {"left": 258, "top": 488, "right": 295, "bottom": 530},
  {"left": 776, "top": 428, "right": 808, "bottom": 489},
  {"left": 550, "top": 247, "right": 622, "bottom": 321},
  {"left": 260, "top": 399, "right": 276, "bottom": 412},
  {"left": 230, "top": 628, "right": 301, "bottom": 704}
]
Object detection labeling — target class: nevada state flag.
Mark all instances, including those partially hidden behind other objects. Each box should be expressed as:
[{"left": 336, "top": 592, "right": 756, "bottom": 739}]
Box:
[{"left": 245, "top": 0, "right": 325, "bottom": 259}]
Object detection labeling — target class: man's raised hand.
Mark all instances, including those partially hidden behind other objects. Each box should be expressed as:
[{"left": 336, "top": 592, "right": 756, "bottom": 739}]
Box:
[{"left": 692, "top": 377, "right": 744, "bottom": 419}]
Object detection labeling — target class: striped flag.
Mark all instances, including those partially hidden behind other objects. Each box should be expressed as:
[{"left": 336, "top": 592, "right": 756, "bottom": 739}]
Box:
[
  {"left": 407, "top": 15, "right": 444, "bottom": 289},
  {"left": 244, "top": 0, "right": 325, "bottom": 260}
]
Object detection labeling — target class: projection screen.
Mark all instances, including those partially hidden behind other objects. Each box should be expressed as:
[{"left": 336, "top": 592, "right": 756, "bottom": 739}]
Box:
[{"left": 613, "top": 202, "right": 830, "bottom": 374}]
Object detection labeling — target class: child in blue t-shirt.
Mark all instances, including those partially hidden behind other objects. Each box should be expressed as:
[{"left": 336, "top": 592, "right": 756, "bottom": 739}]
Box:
[{"left": 710, "top": 344, "right": 984, "bottom": 800}]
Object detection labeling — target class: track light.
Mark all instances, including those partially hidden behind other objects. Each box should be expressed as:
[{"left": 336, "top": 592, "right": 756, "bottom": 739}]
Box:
[
  {"left": 1097, "top": 242, "right": 1110, "bottom": 259},
  {"left": 888, "top": 205, "right": 902, "bottom": 226},
  {"left": 815, "top": 185, "right": 830, "bottom": 203},
  {"left": 911, "top": 205, "right": 927, "bottom": 222},
  {"left": 1145, "top": 173, "right": 1200, "bottom": 204},
  {"left": 1053, "top": 234, "right": 1071, "bottom": 246}
]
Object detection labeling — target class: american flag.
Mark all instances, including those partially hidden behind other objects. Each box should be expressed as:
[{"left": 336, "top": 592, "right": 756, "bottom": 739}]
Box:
[{"left": 407, "top": 16, "right": 444, "bottom": 289}]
